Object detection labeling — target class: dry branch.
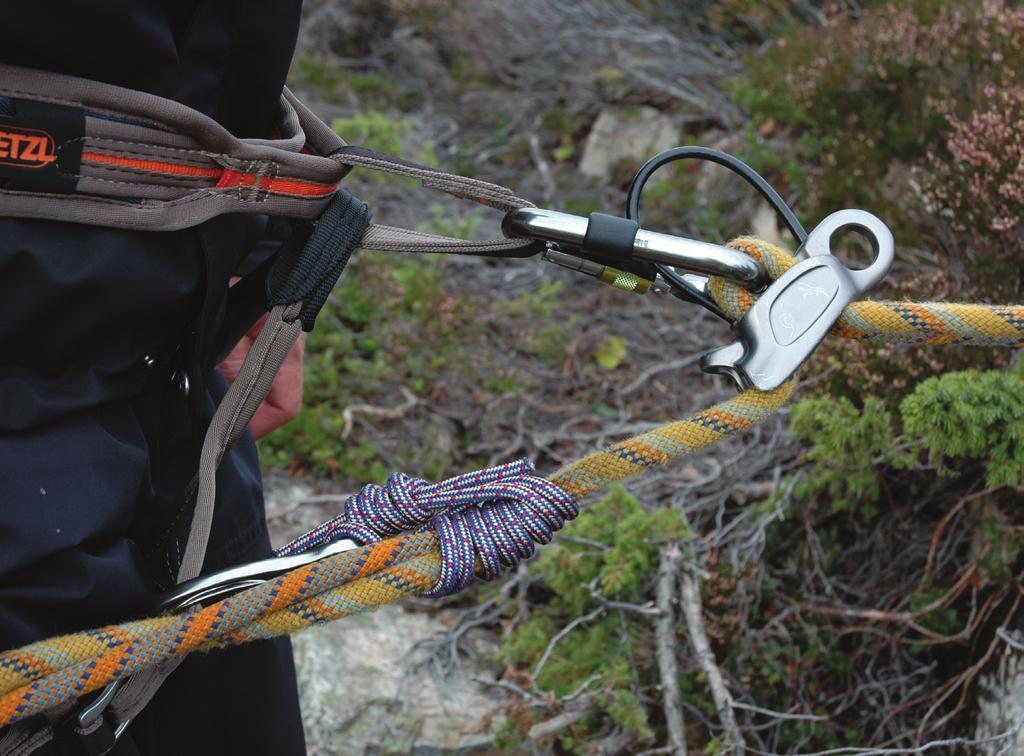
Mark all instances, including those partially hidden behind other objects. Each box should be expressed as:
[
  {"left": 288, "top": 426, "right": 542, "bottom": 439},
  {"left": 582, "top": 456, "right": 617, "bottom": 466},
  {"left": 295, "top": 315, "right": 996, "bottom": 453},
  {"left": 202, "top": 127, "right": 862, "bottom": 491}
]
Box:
[
  {"left": 679, "top": 570, "right": 746, "bottom": 753},
  {"left": 528, "top": 698, "right": 598, "bottom": 740},
  {"left": 341, "top": 388, "right": 419, "bottom": 438},
  {"left": 655, "top": 544, "right": 687, "bottom": 756}
]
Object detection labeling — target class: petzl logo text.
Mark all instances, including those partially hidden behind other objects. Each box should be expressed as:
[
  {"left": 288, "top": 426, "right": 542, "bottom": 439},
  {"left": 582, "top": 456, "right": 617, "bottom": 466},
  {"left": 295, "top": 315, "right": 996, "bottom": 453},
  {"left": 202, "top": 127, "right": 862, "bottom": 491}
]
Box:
[{"left": 0, "top": 126, "right": 58, "bottom": 168}]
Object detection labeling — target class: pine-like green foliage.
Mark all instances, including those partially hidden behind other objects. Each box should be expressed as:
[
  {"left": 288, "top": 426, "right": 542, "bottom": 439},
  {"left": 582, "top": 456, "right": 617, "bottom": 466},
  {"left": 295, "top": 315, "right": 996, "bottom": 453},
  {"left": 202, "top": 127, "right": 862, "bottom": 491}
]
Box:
[
  {"left": 790, "top": 395, "right": 906, "bottom": 517},
  {"left": 901, "top": 367, "right": 1024, "bottom": 489},
  {"left": 791, "top": 364, "right": 1024, "bottom": 509},
  {"left": 499, "top": 486, "right": 688, "bottom": 747}
]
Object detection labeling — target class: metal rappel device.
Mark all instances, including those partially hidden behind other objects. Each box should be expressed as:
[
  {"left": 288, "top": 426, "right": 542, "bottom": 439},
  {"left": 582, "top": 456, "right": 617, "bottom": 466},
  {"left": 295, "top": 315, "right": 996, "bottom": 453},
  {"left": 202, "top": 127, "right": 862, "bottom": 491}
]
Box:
[
  {"left": 701, "top": 208, "right": 894, "bottom": 390},
  {"left": 500, "top": 147, "right": 895, "bottom": 393}
]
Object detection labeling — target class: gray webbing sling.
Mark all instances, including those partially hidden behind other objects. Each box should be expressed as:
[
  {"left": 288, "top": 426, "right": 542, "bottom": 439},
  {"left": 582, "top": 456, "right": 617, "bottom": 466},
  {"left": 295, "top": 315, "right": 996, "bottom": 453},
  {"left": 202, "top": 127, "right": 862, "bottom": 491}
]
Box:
[{"left": 0, "top": 62, "right": 541, "bottom": 755}]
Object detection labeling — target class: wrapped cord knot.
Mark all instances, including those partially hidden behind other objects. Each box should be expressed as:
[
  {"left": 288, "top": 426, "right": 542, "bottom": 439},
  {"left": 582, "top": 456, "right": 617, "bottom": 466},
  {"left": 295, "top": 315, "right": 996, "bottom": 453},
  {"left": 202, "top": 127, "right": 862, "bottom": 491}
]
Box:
[{"left": 275, "top": 460, "right": 578, "bottom": 596}]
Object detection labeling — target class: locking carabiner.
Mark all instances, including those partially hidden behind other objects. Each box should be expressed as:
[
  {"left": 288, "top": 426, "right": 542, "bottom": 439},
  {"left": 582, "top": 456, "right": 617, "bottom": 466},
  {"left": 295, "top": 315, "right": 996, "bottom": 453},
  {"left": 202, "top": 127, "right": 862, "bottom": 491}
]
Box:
[
  {"left": 503, "top": 146, "right": 897, "bottom": 391},
  {"left": 502, "top": 146, "right": 811, "bottom": 321},
  {"left": 154, "top": 536, "right": 363, "bottom": 613},
  {"left": 502, "top": 206, "right": 766, "bottom": 295},
  {"left": 73, "top": 537, "right": 366, "bottom": 746}
]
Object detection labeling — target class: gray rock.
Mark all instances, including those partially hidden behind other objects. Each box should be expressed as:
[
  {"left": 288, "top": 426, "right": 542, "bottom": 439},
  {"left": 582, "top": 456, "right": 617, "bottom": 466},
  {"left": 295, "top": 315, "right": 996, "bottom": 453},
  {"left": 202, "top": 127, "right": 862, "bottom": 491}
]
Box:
[
  {"left": 974, "top": 632, "right": 1024, "bottom": 754},
  {"left": 291, "top": 604, "right": 507, "bottom": 755},
  {"left": 749, "top": 201, "right": 784, "bottom": 247},
  {"left": 579, "top": 107, "right": 679, "bottom": 183}
]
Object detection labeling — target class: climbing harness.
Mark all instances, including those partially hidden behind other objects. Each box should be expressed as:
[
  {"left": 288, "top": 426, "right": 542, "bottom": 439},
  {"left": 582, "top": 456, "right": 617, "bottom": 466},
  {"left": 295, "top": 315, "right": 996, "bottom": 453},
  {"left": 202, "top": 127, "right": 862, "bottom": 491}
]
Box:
[{"left": 1, "top": 62, "right": 1024, "bottom": 755}]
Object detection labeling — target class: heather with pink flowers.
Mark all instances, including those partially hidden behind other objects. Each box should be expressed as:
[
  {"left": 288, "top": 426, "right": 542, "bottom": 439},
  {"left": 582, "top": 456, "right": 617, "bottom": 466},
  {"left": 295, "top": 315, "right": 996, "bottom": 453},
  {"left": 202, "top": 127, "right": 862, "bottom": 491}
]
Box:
[
  {"left": 926, "top": 86, "right": 1024, "bottom": 299},
  {"left": 736, "top": 0, "right": 1024, "bottom": 229}
]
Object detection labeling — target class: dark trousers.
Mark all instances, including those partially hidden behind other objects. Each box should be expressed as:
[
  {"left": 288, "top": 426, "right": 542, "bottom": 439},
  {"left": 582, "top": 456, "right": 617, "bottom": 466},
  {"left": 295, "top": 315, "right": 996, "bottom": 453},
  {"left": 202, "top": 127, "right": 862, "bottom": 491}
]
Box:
[{"left": 0, "top": 217, "right": 307, "bottom": 755}]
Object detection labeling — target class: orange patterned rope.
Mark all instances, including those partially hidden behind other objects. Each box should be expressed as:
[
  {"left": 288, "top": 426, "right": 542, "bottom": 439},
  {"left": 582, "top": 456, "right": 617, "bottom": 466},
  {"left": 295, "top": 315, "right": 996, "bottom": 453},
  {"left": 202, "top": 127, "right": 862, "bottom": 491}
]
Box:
[
  {"left": 558, "top": 237, "right": 1024, "bottom": 498},
  {"left": 0, "top": 535, "right": 442, "bottom": 727}
]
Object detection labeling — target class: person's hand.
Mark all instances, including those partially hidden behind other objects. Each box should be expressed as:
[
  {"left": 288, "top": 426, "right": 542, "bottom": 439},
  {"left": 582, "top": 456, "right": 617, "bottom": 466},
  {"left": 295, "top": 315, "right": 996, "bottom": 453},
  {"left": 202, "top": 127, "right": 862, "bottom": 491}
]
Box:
[{"left": 220, "top": 312, "right": 306, "bottom": 439}]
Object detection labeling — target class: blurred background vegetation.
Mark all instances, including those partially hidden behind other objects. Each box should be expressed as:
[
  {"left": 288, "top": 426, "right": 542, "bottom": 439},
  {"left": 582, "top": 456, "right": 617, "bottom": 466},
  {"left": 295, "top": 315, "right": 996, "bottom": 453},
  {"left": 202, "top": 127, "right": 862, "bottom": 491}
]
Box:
[{"left": 270, "top": 1, "right": 1024, "bottom": 752}]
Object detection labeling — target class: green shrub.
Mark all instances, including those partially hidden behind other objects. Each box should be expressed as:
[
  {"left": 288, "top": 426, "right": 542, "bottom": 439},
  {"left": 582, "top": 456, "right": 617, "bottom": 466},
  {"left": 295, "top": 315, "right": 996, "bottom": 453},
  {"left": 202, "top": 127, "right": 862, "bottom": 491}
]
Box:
[
  {"left": 498, "top": 487, "right": 687, "bottom": 746},
  {"left": 790, "top": 395, "right": 906, "bottom": 517},
  {"left": 293, "top": 57, "right": 414, "bottom": 110},
  {"left": 331, "top": 111, "right": 408, "bottom": 155},
  {"left": 708, "top": 0, "right": 803, "bottom": 43},
  {"left": 791, "top": 363, "right": 1024, "bottom": 511},
  {"left": 901, "top": 368, "right": 1024, "bottom": 488}
]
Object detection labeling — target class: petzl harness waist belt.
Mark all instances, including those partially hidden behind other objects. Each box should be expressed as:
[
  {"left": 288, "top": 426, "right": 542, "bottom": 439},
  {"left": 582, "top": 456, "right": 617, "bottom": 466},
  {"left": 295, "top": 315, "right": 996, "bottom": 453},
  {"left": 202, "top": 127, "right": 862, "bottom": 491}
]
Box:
[
  {"left": 0, "top": 64, "right": 349, "bottom": 229},
  {"left": 0, "top": 63, "right": 540, "bottom": 260}
]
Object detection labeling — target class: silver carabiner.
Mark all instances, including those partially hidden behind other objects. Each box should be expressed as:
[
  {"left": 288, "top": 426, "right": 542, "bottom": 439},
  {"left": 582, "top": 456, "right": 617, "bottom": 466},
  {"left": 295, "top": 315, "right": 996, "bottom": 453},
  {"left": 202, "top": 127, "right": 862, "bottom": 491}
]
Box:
[
  {"left": 502, "top": 207, "right": 766, "bottom": 304},
  {"left": 701, "top": 209, "right": 895, "bottom": 391},
  {"left": 155, "top": 537, "right": 363, "bottom": 612},
  {"left": 74, "top": 537, "right": 363, "bottom": 743}
]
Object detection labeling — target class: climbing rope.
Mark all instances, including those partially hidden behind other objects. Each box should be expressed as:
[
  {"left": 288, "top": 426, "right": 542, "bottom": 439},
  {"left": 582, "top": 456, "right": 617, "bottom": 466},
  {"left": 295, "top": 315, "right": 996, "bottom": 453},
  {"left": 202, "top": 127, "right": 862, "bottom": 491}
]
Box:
[
  {"left": 3, "top": 236, "right": 1024, "bottom": 729},
  {"left": 715, "top": 238, "right": 1024, "bottom": 346}
]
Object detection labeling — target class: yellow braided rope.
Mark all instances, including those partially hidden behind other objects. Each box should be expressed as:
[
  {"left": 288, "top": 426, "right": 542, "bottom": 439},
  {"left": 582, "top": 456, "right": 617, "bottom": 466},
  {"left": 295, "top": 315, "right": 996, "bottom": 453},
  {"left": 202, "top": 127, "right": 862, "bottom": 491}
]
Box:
[
  {"left": 548, "top": 380, "right": 796, "bottom": 498},
  {"left": 3, "top": 236, "right": 1024, "bottom": 728}
]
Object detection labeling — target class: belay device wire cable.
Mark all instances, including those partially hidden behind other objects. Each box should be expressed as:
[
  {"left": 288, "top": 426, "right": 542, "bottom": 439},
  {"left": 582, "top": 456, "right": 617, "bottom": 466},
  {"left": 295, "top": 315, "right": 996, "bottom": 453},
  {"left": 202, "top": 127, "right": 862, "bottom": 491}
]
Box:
[{"left": 0, "top": 63, "right": 1023, "bottom": 755}]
